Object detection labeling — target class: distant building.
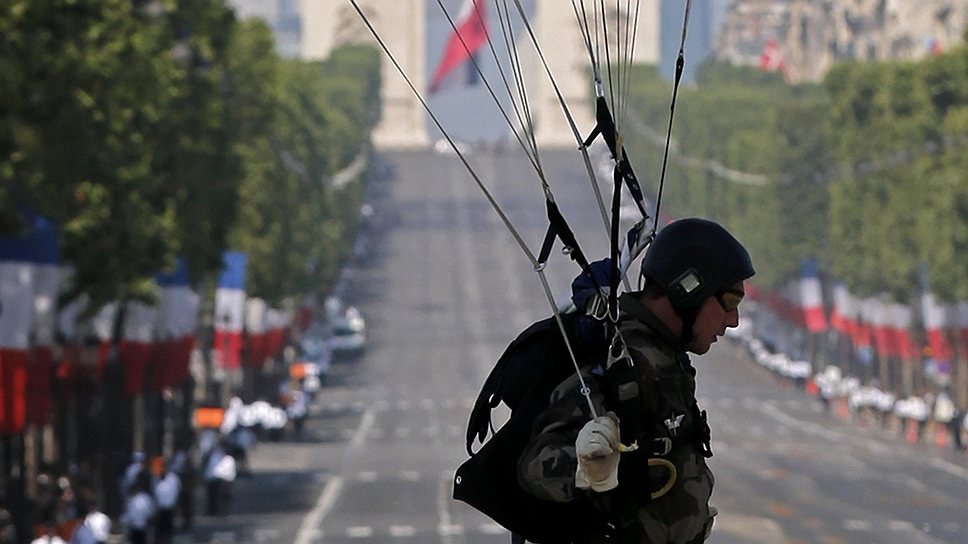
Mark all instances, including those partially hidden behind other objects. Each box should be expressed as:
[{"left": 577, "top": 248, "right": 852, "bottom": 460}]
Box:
[
  {"left": 716, "top": 0, "right": 968, "bottom": 83},
  {"left": 658, "top": 0, "right": 728, "bottom": 83}
]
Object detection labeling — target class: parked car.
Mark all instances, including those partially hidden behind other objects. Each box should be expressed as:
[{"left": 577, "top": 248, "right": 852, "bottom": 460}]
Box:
[{"left": 329, "top": 306, "right": 366, "bottom": 357}]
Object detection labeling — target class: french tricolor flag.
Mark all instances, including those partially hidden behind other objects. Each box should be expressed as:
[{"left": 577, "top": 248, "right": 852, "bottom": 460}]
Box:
[
  {"left": 863, "top": 297, "right": 893, "bottom": 358},
  {"left": 429, "top": 0, "right": 489, "bottom": 94},
  {"left": 888, "top": 303, "right": 914, "bottom": 360},
  {"left": 829, "top": 282, "right": 858, "bottom": 338},
  {"left": 26, "top": 215, "right": 59, "bottom": 426},
  {"left": 958, "top": 302, "right": 968, "bottom": 359},
  {"left": 265, "top": 308, "right": 289, "bottom": 361},
  {"left": 921, "top": 291, "right": 954, "bottom": 361},
  {"left": 155, "top": 260, "right": 199, "bottom": 389},
  {"left": 120, "top": 301, "right": 156, "bottom": 396},
  {"left": 244, "top": 298, "right": 268, "bottom": 367},
  {"left": 0, "top": 231, "right": 34, "bottom": 434},
  {"left": 798, "top": 259, "right": 827, "bottom": 333},
  {"left": 213, "top": 251, "right": 246, "bottom": 369}
]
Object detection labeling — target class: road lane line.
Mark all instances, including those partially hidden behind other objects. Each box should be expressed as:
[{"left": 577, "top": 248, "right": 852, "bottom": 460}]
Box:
[
  {"left": 294, "top": 408, "right": 376, "bottom": 544},
  {"left": 929, "top": 457, "right": 968, "bottom": 482},
  {"left": 389, "top": 525, "right": 417, "bottom": 537},
  {"left": 757, "top": 400, "right": 844, "bottom": 442},
  {"left": 346, "top": 526, "right": 374, "bottom": 538}
]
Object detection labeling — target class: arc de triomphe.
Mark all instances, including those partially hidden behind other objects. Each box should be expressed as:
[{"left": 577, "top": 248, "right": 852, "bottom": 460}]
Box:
[{"left": 300, "top": 0, "right": 657, "bottom": 150}]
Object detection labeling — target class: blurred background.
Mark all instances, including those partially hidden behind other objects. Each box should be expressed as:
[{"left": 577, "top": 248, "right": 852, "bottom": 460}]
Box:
[{"left": 1, "top": 1, "right": 966, "bottom": 543}]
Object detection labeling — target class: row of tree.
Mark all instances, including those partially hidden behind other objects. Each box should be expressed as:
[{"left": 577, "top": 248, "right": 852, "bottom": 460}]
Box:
[
  {"left": 0, "top": 0, "right": 381, "bottom": 311},
  {"left": 624, "top": 33, "right": 967, "bottom": 305}
]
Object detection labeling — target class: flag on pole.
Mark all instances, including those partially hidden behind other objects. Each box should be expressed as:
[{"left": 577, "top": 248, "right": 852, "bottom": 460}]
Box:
[
  {"left": 798, "top": 259, "right": 827, "bottom": 333},
  {"left": 758, "top": 38, "right": 788, "bottom": 77},
  {"left": 888, "top": 303, "right": 914, "bottom": 360},
  {"left": 829, "top": 281, "right": 858, "bottom": 338},
  {"left": 863, "top": 297, "right": 893, "bottom": 357},
  {"left": 244, "top": 298, "right": 268, "bottom": 367},
  {"left": 921, "top": 291, "right": 954, "bottom": 361},
  {"left": 429, "top": 0, "right": 489, "bottom": 93},
  {"left": 958, "top": 302, "right": 968, "bottom": 358},
  {"left": 25, "top": 214, "right": 59, "bottom": 425},
  {"left": 155, "top": 260, "right": 199, "bottom": 389},
  {"left": 265, "top": 308, "right": 290, "bottom": 361},
  {"left": 0, "top": 232, "right": 33, "bottom": 433},
  {"left": 120, "top": 301, "right": 156, "bottom": 396},
  {"left": 214, "top": 252, "right": 246, "bottom": 369}
]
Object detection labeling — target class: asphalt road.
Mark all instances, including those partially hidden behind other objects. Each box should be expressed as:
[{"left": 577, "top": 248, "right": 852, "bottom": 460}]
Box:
[{"left": 183, "top": 148, "right": 968, "bottom": 544}]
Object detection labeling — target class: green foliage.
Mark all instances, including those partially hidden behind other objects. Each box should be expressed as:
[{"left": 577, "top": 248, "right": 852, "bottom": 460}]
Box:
[
  {"left": 0, "top": 1, "right": 381, "bottom": 314},
  {"left": 225, "top": 32, "right": 380, "bottom": 305},
  {"left": 625, "top": 54, "right": 968, "bottom": 304},
  {"left": 626, "top": 61, "right": 830, "bottom": 288}
]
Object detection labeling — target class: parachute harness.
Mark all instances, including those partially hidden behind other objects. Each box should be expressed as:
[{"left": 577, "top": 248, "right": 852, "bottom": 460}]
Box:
[{"left": 349, "top": 0, "right": 693, "bottom": 427}]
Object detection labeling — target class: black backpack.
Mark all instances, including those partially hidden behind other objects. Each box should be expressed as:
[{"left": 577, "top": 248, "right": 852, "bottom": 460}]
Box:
[{"left": 452, "top": 311, "right": 610, "bottom": 543}]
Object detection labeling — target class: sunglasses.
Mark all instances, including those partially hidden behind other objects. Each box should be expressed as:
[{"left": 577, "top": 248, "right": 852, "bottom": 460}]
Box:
[{"left": 715, "top": 288, "right": 745, "bottom": 312}]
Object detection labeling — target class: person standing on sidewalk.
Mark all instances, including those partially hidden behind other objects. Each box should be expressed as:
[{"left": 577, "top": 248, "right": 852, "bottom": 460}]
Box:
[
  {"left": 153, "top": 461, "right": 181, "bottom": 544},
  {"left": 121, "top": 473, "right": 155, "bottom": 544}
]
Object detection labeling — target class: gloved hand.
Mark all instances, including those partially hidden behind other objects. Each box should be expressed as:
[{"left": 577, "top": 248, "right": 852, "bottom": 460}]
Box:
[{"left": 575, "top": 412, "right": 621, "bottom": 492}]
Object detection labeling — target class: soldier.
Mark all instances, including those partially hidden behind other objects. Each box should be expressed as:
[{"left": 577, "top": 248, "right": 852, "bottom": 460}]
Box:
[{"left": 518, "top": 218, "right": 754, "bottom": 543}]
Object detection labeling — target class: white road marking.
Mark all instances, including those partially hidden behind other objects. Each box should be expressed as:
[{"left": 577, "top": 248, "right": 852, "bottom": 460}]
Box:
[
  {"left": 420, "top": 398, "right": 435, "bottom": 410},
  {"left": 346, "top": 526, "right": 374, "bottom": 538},
  {"left": 929, "top": 457, "right": 968, "bottom": 482},
  {"left": 887, "top": 519, "right": 914, "bottom": 532},
  {"left": 389, "top": 525, "right": 416, "bottom": 537},
  {"left": 294, "top": 408, "right": 375, "bottom": 544},
  {"left": 400, "top": 470, "right": 420, "bottom": 481},
  {"left": 356, "top": 471, "right": 378, "bottom": 482},
  {"left": 844, "top": 519, "right": 872, "bottom": 531}
]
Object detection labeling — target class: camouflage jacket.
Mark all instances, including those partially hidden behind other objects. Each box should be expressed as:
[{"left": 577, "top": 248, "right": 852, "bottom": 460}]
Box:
[{"left": 517, "top": 293, "right": 715, "bottom": 543}]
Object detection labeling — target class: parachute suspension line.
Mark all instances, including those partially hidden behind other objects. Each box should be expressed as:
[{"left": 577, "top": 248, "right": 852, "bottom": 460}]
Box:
[
  {"left": 511, "top": 0, "right": 588, "bottom": 148},
  {"left": 599, "top": 0, "right": 617, "bottom": 119},
  {"left": 652, "top": 0, "right": 692, "bottom": 231},
  {"left": 434, "top": 0, "right": 541, "bottom": 173},
  {"left": 348, "top": 0, "right": 537, "bottom": 268},
  {"left": 495, "top": 0, "right": 545, "bottom": 167},
  {"left": 353, "top": 2, "right": 603, "bottom": 403},
  {"left": 535, "top": 267, "right": 600, "bottom": 419},
  {"left": 619, "top": 0, "right": 641, "bottom": 128},
  {"left": 569, "top": 1, "right": 617, "bottom": 239},
  {"left": 572, "top": 0, "right": 602, "bottom": 94},
  {"left": 496, "top": 0, "right": 544, "bottom": 174}
]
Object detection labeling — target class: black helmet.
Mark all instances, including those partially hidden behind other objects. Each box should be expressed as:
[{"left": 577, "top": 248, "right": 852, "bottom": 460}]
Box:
[{"left": 640, "top": 218, "right": 754, "bottom": 317}]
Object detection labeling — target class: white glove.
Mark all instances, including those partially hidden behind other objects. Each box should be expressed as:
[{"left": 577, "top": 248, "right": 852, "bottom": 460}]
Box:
[{"left": 575, "top": 412, "right": 621, "bottom": 492}]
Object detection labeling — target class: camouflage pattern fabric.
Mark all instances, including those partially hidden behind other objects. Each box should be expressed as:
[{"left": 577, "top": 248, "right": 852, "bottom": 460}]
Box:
[{"left": 517, "top": 294, "right": 715, "bottom": 543}]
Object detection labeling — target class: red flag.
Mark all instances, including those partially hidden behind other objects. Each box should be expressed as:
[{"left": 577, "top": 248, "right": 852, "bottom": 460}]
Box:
[
  {"left": 429, "top": 0, "right": 488, "bottom": 93},
  {"left": 120, "top": 301, "right": 156, "bottom": 396},
  {"left": 758, "top": 38, "right": 788, "bottom": 78},
  {"left": 0, "top": 260, "right": 32, "bottom": 433},
  {"left": 244, "top": 298, "right": 268, "bottom": 368}
]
